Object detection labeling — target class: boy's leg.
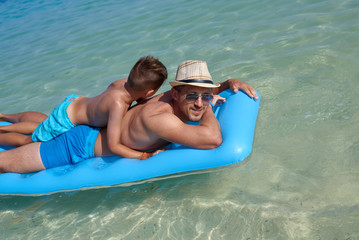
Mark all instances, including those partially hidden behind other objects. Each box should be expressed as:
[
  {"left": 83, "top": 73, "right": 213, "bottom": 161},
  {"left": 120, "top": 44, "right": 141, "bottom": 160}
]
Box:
[
  {"left": 0, "top": 111, "right": 47, "bottom": 123},
  {"left": 0, "top": 122, "right": 39, "bottom": 135},
  {"left": 0, "top": 132, "right": 33, "bottom": 146},
  {"left": 0, "top": 142, "right": 45, "bottom": 173}
]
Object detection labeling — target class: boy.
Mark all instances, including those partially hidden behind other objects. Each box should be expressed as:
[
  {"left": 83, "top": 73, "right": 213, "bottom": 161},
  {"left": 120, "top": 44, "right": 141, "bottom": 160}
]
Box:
[{"left": 0, "top": 56, "right": 167, "bottom": 159}]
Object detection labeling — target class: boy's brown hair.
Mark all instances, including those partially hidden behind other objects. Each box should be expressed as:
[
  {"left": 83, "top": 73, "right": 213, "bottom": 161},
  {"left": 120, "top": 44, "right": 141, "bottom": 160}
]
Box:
[{"left": 128, "top": 56, "right": 167, "bottom": 91}]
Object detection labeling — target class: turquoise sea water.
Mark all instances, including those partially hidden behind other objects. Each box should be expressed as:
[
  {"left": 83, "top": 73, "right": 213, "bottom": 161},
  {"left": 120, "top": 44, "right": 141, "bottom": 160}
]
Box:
[{"left": 1, "top": 0, "right": 359, "bottom": 239}]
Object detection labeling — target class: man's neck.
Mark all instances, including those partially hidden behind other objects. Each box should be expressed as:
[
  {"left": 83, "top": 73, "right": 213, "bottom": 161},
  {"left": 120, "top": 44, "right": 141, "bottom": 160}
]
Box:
[{"left": 171, "top": 100, "right": 189, "bottom": 123}]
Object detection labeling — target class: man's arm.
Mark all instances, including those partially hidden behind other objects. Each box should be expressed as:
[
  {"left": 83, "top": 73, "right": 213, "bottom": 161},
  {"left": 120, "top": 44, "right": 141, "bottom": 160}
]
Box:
[
  {"left": 144, "top": 108, "right": 222, "bottom": 149},
  {"left": 213, "top": 79, "right": 259, "bottom": 100}
]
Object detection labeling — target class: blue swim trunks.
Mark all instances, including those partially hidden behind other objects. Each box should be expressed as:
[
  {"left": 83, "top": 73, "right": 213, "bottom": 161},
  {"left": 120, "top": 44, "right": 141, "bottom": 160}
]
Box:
[
  {"left": 40, "top": 125, "right": 100, "bottom": 169},
  {"left": 32, "top": 94, "right": 79, "bottom": 142}
]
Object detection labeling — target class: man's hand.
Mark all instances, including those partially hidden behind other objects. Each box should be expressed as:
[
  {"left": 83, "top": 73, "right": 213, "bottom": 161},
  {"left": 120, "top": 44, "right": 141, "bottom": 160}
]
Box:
[{"left": 227, "top": 79, "right": 259, "bottom": 100}]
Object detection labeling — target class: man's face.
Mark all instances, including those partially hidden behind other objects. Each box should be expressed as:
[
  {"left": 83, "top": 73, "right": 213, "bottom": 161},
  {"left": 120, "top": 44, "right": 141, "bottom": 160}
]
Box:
[{"left": 174, "top": 85, "right": 213, "bottom": 122}]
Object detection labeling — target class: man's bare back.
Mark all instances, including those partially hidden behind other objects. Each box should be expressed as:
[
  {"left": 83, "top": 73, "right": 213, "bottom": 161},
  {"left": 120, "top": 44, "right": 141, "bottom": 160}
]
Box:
[
  {"left": 91, "top": 91, "right": 173, "bottom": 157},
  {"left": 120, "top": 91, "right": 174, "bottom": 150}
]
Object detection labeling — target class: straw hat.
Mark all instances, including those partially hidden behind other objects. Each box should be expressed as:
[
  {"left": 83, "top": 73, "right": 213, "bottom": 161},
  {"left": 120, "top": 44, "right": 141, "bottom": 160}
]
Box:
[{"left": 169, "top": 60, "right": 220, "bottom": 88}]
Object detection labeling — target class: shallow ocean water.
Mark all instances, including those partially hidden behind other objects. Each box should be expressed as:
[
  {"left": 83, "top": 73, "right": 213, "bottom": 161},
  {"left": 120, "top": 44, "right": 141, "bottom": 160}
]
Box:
[{"left": 1, "top": 0, "right": 359, "bottom": 239}]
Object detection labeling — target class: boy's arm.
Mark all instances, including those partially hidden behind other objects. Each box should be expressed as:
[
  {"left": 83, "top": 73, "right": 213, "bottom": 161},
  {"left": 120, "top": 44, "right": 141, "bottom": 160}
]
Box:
[
  {"left": 106, "top": 102, "right": 154, "bottom": 159},
  {"left": 213, "top": 78, "right": 259, "bottom": 100},
  {"left": 144, "top": 106, "right": 222, "bottom": 149}
]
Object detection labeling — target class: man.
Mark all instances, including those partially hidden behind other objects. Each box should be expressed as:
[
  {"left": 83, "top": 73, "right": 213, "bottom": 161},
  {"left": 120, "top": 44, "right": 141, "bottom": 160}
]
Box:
[
  {"left": 0, "top": 60, "right": 258, "bottom": 173},
  {"left": 119, "top": 60, "right": 258, "bottom": 153}
]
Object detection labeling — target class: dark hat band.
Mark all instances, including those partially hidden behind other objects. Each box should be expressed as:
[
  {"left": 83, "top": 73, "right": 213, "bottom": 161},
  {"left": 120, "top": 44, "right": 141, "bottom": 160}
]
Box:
[{"left": 177, "top": 79, "right": 213, "bottom": 84}]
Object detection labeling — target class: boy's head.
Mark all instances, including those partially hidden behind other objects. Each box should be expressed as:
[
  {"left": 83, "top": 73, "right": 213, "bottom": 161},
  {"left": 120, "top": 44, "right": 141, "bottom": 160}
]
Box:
[{"left": 128, "top": 56, "right": 167, "bottom": 93}]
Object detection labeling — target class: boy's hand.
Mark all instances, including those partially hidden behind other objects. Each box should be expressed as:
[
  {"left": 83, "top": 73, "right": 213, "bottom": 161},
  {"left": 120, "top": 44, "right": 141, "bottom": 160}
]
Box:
[
  {"left": 140, "top": 148, "right": 169, "bottom": 160},
  {"left": 211, "top": 95, "right": 226, "bottom": 106}
]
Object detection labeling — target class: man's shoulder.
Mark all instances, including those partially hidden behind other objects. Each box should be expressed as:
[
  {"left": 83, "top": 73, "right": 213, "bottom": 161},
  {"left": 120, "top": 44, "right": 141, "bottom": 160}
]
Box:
[
  {"left": 139, "top": 104, "right": 178, "bottom": 132},
  {"left": 143, "top": 100, "right": 172, "bottom": 114},
  {"left": 136, "top": 100, "right": 174, "bottom": 124}
]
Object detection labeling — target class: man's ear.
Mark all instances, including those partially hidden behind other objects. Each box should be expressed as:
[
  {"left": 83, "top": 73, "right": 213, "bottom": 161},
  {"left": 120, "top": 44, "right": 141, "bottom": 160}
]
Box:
[{"left": 171, "top": 88, "right": 179, "bottom": 101}]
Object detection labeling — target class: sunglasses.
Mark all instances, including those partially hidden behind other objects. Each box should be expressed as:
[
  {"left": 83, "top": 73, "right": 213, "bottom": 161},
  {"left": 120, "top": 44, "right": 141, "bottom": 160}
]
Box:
[{"left": 185, "top": 93, "right": 214, "bottom": 103}]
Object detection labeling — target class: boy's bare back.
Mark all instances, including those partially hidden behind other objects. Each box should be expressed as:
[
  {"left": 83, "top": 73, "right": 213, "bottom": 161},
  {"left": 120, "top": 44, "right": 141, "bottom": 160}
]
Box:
[{"left": 67, "top": 78, "right": 131, "bottom": 128}]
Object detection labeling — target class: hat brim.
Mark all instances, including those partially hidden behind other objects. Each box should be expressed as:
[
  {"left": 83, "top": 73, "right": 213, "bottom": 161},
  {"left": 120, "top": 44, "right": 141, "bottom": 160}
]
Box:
[{"left": 169, "top": 81, "right": 220, "bottom": 88}]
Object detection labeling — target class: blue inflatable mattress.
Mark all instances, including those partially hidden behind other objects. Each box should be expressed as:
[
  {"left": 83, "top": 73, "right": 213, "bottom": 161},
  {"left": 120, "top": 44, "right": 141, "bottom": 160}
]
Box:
[{"left": 0, "top": 89, "right": 260, "bottom": 195}]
